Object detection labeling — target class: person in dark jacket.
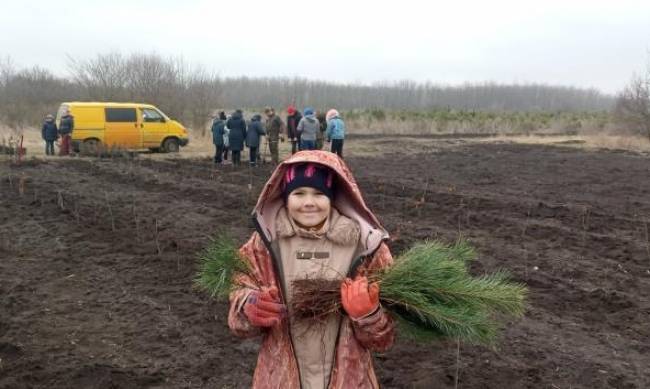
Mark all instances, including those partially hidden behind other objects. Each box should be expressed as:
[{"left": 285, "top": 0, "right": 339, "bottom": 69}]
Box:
[
  {"left": 58, "top": 110, "right": 74, "bottom": 156},
  {"left": 226, "top": 109, "right": 247, "bottom": 166},
  {"left": 211, "top": 111, "right": 227, "bottom": 164},
  {"left": 286, "top": 105, "right": 302, "bottom": 154},
  {"left": 246, "top": 114, "right": 266, "bottom": 167},
  {"left": 41, "top": 114, "right": 58, "bottom": 156},
  {"left": 316, "top": 111, "right": 327, "bottom": 150}
]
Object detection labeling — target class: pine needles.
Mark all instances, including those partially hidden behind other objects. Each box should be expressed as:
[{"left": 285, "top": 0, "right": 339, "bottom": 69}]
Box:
[
  {"left": 195, "top": 235, "right": 528, "bottom": 346},
  {"left": 291, "top": 240, "right": 528, "bottom": 346},
  {"left": 194, "top": 234, "right": 252, "bottom": 300}
]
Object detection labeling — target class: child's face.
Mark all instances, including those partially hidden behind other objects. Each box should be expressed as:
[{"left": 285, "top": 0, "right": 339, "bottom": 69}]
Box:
[{"left": 287, "top": 186, "right": 331, "bottom": 227}]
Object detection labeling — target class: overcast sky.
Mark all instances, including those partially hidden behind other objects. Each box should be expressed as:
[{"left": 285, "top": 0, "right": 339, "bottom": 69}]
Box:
[{"left": 1, "top": 0, "right": 649, "bottom": 94}]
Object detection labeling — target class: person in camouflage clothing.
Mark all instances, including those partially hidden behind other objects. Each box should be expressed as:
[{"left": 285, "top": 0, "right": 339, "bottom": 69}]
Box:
[{"left": 264, "top": 107, "right": 285, "bottom": 165}]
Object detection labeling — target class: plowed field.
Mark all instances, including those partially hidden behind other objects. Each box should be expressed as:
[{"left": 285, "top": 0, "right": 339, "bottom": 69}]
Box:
[{"left": 1, "top": 140, "right": 649, "bottom": 388}]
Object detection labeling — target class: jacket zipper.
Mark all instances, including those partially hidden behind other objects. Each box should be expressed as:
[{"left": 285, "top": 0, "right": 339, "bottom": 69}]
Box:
[
  {"left": 252, "top": 215, "right": 304, "bottom": 388},
  {"left": 326, "top": 236, "right": 387, "bottom": 388}
]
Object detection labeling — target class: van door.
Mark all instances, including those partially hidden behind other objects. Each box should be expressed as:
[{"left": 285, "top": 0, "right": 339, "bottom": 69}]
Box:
[
  {"left": 71, "top": 106, "right": 105, "bottom": 143},
  {"left": 140, "top": 108, "right": 169, "bottom": 149},
  {"left": 104, "top": 107, "right": 141, "bottom": 149}
]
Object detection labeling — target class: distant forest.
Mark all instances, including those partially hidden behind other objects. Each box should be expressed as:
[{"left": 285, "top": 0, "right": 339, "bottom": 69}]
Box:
[{"left": 0, "top": 53, "right": 613, "bottom": 130}]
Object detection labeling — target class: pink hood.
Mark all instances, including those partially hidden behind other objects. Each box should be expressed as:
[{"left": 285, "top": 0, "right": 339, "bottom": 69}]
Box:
[{"left": 252, "top": 150, "right": 388, "bottom": 255}]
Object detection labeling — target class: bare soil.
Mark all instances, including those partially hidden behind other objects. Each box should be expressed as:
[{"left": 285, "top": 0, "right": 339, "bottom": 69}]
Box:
[{"left": 1, "top": 140, "right": 649, "bottom": 388}]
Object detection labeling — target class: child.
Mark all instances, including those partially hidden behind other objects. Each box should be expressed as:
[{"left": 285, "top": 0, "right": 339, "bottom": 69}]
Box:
[
  {"left": 41, "top": 114, "right": 58, "bottom": 156},
  {"left": 325, "top": 109, "right": 345, "bottom": 158},
  {"left": 246, "top": 114, "right": 266, "bottom": 167},
  {"left": 211, "top": 111, "right": 227, "bottom": 164},
  {"left": 296, "top": 107, "right": 320, "bottom": 151},
  {"left": 229, "top": 150, "right": 395, "bottom": 389}
]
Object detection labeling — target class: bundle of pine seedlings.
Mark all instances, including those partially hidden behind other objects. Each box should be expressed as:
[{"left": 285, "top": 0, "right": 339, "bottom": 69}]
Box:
[
  {"left": 195, "top": 237, "right": 527, "bottom": 346},
  {"left": 195, "top": 235, "right": 254, "bottom": 300},
  {"left": 291, "top": 240, "right": 527, "bottom": 346}
]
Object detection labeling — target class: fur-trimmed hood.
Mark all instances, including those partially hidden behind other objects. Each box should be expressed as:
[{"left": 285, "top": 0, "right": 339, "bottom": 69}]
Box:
[{"left": 252, "top": 150, "right": 388, "bottom": 256}]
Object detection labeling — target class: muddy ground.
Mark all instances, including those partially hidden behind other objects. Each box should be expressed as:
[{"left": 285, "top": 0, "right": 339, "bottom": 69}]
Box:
[{"left": 1, "top": 139, "right": 649, "bottom": 388}]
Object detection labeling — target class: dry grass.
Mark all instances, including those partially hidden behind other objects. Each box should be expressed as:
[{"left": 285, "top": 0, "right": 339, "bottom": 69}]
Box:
[
  {"left": 3, "top": 123, "right": 649, "bottom": 161},
  {"left": 0, "top": 126, "right": 296, "bottom": 161},
  {"left": 482, "top": 133, "right": 650, "bottom": 153}
]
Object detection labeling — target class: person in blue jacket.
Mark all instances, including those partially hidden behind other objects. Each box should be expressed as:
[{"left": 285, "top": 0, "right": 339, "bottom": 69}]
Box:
[
  {"left": 211, "top": 111, "right": 227, "bottom": 164},
  {"left": 41, "top": 114, "right": 59, "bottom": 156},
  {"left": 326, "top": 109, "right": 346, "bottom": 158},
  {"left": 246, "top": 114, "right": 266, "bottom": 167}
]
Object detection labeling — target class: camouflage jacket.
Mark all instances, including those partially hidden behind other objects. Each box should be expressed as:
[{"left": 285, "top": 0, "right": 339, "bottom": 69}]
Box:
[{"left": 265, "top": 114, "right": 284, "bottom": 142}]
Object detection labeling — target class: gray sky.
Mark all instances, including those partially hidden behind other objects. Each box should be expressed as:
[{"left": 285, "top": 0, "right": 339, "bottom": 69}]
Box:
[{"left": 1, "top": 0, "right": 649, "bottom": 94}]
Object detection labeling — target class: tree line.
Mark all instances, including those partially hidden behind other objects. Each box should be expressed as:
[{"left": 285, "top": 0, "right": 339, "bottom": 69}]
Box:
[{"left": 0, "top": 52, "right": 616, "bottom": 132}]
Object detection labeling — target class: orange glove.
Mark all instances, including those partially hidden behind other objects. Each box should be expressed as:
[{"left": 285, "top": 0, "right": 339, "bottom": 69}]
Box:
[
  {"left": 244, "top": 286, "right": 286, "bottom": 327},
  {"left": 340, "top": 276, "right": 380, "bottom": 319}
]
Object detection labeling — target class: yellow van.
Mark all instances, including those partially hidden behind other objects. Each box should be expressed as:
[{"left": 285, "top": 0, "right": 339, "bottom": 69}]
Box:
[{"left": 56, "top": 102, "right": 189, "bottom": 153}]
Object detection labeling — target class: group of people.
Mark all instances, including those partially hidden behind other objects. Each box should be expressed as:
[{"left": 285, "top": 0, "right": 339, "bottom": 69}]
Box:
[
  {"left": 211, "top": 105, "right": 346, "bottom": 166},
  {"left": 41, "top": 111, "right": 74, "bottom": 156}
]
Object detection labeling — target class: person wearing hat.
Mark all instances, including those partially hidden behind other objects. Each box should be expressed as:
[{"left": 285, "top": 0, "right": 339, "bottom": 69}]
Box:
[
  {"left": 58, "top": 109, "right": 74, "bottom": 156},
  {"left": 296, "top": 107, "right": 320, "bottom": 151},
  {"left": 41, "top": 114, "right": 59, "bottom": 156},
  {"left": 226, "top": 109, "right": 247, "bottom": 166},
  {"left": 264, "top": 107, "right": 285, "bottom": 165},
  {"left": 325, "top": 109, "right": 346, "bottom": 158},
  {"left": 229, "top": 150, "right": 395, "bottom": 389},
  {"left": 315, "top": 110, "right": 327, "bottom": 150},
  {"left": 246, "top": 114, "right": 266, "bottom": 167},
  {"left": 211, "top": 111, "right": 227, "bottom": 164},
  {"left": 286, "top": 105, "right": 302, "bottom": 154}
]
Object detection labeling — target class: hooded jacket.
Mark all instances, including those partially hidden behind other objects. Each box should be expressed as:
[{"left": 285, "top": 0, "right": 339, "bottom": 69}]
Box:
[
  {"left": 227, "top": 111, "right": 248, "bottom": 151},
  {"left": 228, "top": 151, "right": 395, "bottom": 389},
  {"left": 296, "top": 114, "right": 320, "bottom": 142},
  {"left": 58, "top": 114, "right": 74, "bottom": 135},
  {"left": 246, "top": 114, "right": 267, "bottom": 148},
  {"left": 211, "top": 119, "right": 226, "bottom": 146},
  {"left": 42, "top": 118, "right": 58, "bottom": 141},
  {"left": 326, "top": 116, "right": 345, "bottom": 140}
]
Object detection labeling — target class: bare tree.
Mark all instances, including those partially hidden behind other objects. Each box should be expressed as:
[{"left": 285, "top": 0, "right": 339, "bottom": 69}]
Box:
[
  {"left": 65, "top": 52, "right": 221, "bottom": 130},
  {"left": 0, "top": 59, "right": 75, "bottom": 129},
  {"left": 614, "top": 61, "right": 650, "bottom": 140},
  {"left": 123, "top": 53, "right": 188, "bottom": 118},
  {"left": 186, "top": 66, "right": 220, "bottom": 135},
  {"left": 1, "top": 51, "right": 616, "bottom": 132},
  {"left": 67, "top": 52, "right": 129, "bottom": 100}
]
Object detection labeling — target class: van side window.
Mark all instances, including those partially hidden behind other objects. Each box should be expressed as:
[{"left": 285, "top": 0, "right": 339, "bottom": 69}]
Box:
[
  {"left": 106, "top": 108, "right": 137, "bottom": 122},
  {"left": 142, "top": 108, "right": 164, "bottom": 123}
]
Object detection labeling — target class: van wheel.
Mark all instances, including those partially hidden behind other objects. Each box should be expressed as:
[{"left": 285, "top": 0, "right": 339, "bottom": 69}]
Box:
[
  {"left": 162, "top": 138, "right": 180, "bottom": 153},
  {"left": 81, "top": 139, "right": 101, "bottom": 155}
]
